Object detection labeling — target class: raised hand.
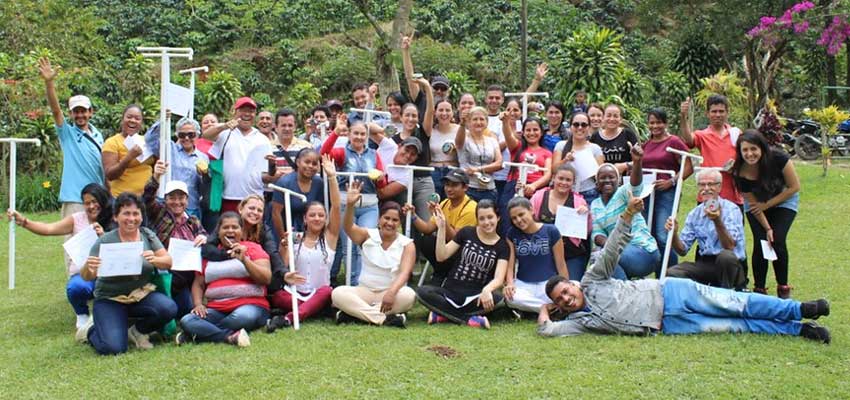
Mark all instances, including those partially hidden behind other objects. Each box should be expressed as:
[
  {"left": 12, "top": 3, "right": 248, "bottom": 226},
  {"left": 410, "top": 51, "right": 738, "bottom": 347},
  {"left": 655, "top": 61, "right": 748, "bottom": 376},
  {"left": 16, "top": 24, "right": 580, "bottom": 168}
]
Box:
[
  {"left": 153, "top": 160, "right": 168, "bottom": 179},
  {"left": 321, "top": 154, "right": 337, "bottom": 177},
  {"left": 680, "top": 97, "right": 691, "bottom": 116},
  {"left": 400, "top": 35, "right": 412, "bottom": 50},
  {"left": 625, "top": 190, "right": 644, "bottom": 215},
  {"left": 346, "top": 180, "right": 363, "bottom": 206},
  {"left": 628, "top": 141, "right": 643, "bottom": 162},
  {"left": 535, "top": 63, "right": 548, "bottom": 81},
  {"left": 38, "top": 57, "right": 57, "bottom": 81}
]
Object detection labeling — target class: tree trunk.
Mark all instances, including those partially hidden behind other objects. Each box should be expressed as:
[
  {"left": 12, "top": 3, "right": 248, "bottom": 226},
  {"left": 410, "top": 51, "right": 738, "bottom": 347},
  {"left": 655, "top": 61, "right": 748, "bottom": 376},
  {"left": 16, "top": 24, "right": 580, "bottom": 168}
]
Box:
[
  {"left": 825, "top": 55, "right": 837, "bottom": 105},
  {"left": 845, "top": 45, "right": 850, "bottom": 105}
]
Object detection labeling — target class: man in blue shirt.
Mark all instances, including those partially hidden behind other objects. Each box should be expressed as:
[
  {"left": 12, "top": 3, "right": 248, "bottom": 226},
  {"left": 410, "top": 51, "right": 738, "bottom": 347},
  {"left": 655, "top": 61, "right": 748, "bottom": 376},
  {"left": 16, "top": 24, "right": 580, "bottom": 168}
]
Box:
[
  {"left": 38, "top": 58, "right": 105, "bottom": 218},
  {"left": 665, "top": 169, "right": 747, "bottom": 289}
]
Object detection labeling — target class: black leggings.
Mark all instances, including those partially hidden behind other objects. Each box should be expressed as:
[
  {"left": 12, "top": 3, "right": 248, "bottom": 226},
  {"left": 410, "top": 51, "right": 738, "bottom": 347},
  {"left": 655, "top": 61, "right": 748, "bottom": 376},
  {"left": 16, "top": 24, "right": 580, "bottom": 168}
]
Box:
[
  {"left": 746, "top": 207, "right": 796, "bottom": 288},
  {"left": 416, "top": 284, "right": 502, "bottom": 324}
]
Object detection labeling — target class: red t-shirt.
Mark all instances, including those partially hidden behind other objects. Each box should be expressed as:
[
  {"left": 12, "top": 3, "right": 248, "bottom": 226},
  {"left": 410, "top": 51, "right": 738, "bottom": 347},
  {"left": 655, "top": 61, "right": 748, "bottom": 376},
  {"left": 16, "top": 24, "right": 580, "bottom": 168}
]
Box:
[
  {"left": 691, "top": 126, "right": 742, "bottom": 204},
  {"left": 507, "top": 146, "right": 552, "bottom": 184},
  {"left": 195, "top": 138, "right": 216, "bottom": 160},
  {"left": 200, "top": 241, "right": 270, "bottom": 313},
  {"left": 643, "top": 135, "right": 689, "bottom": 180}
]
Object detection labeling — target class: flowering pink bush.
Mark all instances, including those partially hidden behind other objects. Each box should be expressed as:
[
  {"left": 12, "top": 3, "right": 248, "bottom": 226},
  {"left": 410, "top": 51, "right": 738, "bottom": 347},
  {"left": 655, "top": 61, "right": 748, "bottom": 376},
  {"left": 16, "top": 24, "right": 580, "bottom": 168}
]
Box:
[
  {"left": 817, "top": 16, "right": 850, "bottom": 55},
  {"left": 748, "top": 1, "right": 848, "bottom": 56}
]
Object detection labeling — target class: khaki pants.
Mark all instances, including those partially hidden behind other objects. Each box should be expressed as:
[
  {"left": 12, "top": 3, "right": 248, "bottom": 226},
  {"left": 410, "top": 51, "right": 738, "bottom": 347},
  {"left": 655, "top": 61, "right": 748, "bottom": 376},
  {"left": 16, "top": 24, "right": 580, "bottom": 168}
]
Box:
[
  {"left": 331, "top": 285, "right": 416, "bottom": 325},
  {"left": 61, "top": 202, "right": 86, "bottom": 270}
]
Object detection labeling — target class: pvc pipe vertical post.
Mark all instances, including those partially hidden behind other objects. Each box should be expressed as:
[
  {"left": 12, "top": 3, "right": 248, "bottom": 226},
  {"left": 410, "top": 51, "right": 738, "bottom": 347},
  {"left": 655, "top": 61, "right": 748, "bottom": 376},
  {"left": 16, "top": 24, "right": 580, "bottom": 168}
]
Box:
[
  {"left": 404, "top": 168, "right": 415, "bottom": 237},
  {"left": 8, "top": 142, "right": 16, "bottom": 289},
  {"left": 659, "top": 149, "right": 703, "bottom": 281},
  {"left": 283, "top": 192, "right": 300, "bottom": 330}
]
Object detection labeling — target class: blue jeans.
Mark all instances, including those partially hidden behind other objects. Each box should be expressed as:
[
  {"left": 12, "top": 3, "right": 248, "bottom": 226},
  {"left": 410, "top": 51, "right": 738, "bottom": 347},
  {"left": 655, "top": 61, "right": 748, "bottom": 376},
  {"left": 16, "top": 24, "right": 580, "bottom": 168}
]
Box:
[
  {"left": 466, "top": 187, "right": 498, "bottom": 203},
  {"left": 172, "top": 287, "right": 194, "bottom": 320},
  {"left": 331, "top": 204, "right": 379, "bottom": 286},
  {"left": 498, "top": 180, "right": 519, "bottom": 234},
  {"left": 643, "top": 187, "right": 678, "bottom": 266},
  {"left": 179, "top": 305, "right": 269, "bottom": 343},
  {"left": 580, "top": 188, "right": 599, "bottom": 205},
  {"left": 612, "top": 245, "right": 661, "bottom": 280},
  {"left": 567, "top": 256, "right": 588, "bottom": 282},
  {"left": 66, "top": 274, "right": 95, "bottom": 315},
  {"left": 430, "top": 166, "right": 453, "bottom": 200},
  {"left": 88, "top": 292, "right": 177, "bottom": 355},
  {"left": 662, "top": 278, "right": 802, "bottom": 336}
]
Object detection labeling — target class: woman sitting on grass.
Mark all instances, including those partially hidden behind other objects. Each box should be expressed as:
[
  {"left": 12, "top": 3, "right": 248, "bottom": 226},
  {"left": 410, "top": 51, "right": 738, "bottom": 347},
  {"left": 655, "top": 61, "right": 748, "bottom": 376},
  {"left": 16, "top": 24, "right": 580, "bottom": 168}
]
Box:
[
  {"left": 177, "top": 211, "right": 272, "bottom": 347},
  {"left": 331, "top": 181, "right": 416, "bottom": 328},
  {"left": 266, "top": 155, "right": 342, "bottom": 330},
  {"left": 415, "top": 199, "right": 512, "bottom": 329},
  {"left": 6, "top": 183, "right": 112, "bottom": 331},
  {"left": 79, "top": 192, "right": 176, "bottom": 355}
]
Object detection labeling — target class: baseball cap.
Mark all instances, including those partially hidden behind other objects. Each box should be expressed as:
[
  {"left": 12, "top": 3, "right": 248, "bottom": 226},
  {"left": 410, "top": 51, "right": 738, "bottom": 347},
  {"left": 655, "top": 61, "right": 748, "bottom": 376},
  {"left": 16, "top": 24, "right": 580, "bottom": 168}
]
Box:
[
  {"left": 400, "top": 137, "right": 423, "bottom": 153},
  {"left": 164, "top": 180, "right": 189, "bottom": 196},
  {"left": 233, "top": 97, "right": 257, "bottom": 110},
  {"left": 431, "top": 76, "right": 450, "bottom": 89},
  {"left": 442, "top": 169, "right": 469, "bottom": 184},
  {"left": 326, "top": 99, "right": 343, "bottom": 110},
  {"left": 68, "top": 95, "right": 92, "bottom": 111}
]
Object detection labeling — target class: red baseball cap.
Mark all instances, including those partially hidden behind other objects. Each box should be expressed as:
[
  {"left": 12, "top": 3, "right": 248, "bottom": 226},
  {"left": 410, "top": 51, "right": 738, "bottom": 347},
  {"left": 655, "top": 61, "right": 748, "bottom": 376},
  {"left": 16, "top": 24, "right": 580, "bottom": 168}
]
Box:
[{"left": 233, "top": 97, "right": 257, "bottom": 110}]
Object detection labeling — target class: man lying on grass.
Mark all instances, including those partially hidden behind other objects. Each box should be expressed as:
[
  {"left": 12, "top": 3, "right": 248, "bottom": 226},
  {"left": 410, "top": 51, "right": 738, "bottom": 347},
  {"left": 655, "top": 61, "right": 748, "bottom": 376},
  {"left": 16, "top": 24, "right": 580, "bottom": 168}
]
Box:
[{"left": 536, "top": 190, "right": 832, "bottom": 344}]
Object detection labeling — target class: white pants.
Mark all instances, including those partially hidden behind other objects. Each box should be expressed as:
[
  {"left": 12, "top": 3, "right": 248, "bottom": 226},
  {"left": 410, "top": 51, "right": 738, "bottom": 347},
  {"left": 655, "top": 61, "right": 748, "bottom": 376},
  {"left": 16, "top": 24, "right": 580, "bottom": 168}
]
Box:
[
  {"left": 505, "top": 279, "right": 550, "bottom": 313},
  {"left": 331, "top": 285, "right": 416, "bottom": 325}
]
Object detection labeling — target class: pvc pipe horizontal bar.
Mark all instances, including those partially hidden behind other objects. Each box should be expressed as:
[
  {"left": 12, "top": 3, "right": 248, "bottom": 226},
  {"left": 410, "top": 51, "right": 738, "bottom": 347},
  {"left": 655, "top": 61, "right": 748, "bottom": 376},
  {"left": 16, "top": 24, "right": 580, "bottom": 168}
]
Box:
[
  {"left": 643, "top": 168, "right": 676, "bottom": 178},
  {"left": 267, "top": 184, "right": 308, "bottom": 201},
  {"left": 137, "top": 46, "right": 194, "bottom": 53},
  {"left": 386, "top": 164, "right": 435, "bottom": 172},
  {"left": 349, "top": 108, "right": 392, "bottom": 118},
  {"left": 502, "top": 161, "right": 547, "bottom": 171},
  {"left": 0, "top": 138, "right": 41, "bottom": 145},
  {"left": 336, "top": 172, "right": 372, "bottom": 177},
  {"left": 505, "top": 92, "right": 549, "bottom": 97},
  {"left": 666, "top": 147, "right": 703, "bottom": 162},
  {"left": 179, "top": 66, "right": 209, "bottom": 74}
]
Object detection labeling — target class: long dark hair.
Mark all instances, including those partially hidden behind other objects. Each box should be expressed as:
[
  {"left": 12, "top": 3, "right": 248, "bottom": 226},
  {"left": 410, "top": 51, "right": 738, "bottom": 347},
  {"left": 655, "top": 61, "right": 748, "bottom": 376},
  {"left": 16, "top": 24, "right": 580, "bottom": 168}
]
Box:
[
  {"left": 732, "top": 129, "right": 783, "bottom": 201},
  {"left": 511, "top": 117, "right": 544, "bottom": 166},
  {"left": 545, "top": 101, "right": 568, "bottom": 135},
  {"left": 296, "top": 201, "right": 330, "bottom": 265},
  {"left": 81, "top": 183, "right": 113, "bottom": 229}
]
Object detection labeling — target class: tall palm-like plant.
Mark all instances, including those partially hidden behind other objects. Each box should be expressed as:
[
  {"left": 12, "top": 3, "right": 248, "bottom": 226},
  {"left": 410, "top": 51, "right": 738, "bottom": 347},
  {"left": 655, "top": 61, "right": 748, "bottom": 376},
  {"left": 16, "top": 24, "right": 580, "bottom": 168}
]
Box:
[
  {"left": 552, "top": 26, "right": 624, "bottom": 101},
  {"left": 197, "top": 71, "right": 243, "bottom": 118}
]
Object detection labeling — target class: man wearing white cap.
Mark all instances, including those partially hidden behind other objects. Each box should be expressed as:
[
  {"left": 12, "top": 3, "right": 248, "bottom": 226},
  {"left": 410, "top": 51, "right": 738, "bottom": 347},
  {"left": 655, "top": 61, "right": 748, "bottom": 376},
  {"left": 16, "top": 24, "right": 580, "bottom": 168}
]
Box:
[
  {"left": 37, "top": 58, "right": 106, "bottom": 263},
  {"left": 203, "top": 96, "right": 272, "bottom": 213}
]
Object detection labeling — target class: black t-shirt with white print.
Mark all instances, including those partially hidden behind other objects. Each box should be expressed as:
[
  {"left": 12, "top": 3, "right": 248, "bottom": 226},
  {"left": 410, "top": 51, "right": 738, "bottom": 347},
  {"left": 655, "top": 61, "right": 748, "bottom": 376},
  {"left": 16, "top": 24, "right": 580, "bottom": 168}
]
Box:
[{"left": 444, "top": 226, "right": 510, "bottom": 290}]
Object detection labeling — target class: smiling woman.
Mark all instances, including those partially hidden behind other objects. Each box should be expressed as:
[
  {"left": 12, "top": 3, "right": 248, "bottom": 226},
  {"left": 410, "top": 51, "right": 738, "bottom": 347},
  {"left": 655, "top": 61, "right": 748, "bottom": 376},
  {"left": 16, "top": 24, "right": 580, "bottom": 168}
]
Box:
[{"left": 101, "top": 104, "right": 152, "bottom": 196}]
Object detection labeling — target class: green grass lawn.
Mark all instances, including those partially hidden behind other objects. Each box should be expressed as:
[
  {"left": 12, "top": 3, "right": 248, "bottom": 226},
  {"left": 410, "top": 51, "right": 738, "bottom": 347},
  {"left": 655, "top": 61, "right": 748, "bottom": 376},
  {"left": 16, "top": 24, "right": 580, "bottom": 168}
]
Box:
[{"left": 1, "top": 162, "right": 849, "bottom": 399}]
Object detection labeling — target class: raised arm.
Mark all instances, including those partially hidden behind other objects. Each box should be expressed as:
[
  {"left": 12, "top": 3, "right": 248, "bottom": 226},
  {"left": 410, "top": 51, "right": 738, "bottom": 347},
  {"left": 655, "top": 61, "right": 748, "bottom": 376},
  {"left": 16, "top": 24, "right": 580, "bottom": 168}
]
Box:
[
  {"left": 628, "top": 142, "right": 643, "bottom": 187},
  {"left": 6, "top": 210, "right": 74, "bottom": 236},
  {"left": 501, "top": 112, "right": 520, "bottom": 152},
  {"left": 585, "top": 192, "right": 641, "bottom": 281},
  {"left": 454, "top": 110, "right": 469, "bottom": 150},
  {"left": 38, "top": 58, "right": 64, "bottom": 126},
  {"left": 525, "top": 63, "right": 548, "bottom": 94},
  {"left": 679, "top": 97, "right": 695, "bottom": 147},
  {"left": 342, "top": 180, "right": 370, "bottom": 245},
  {"left": 400, "top": 35, "right": 419, "bottom": 101},
  {"left": 418, "top": 78, "right": 435, "bottom": 136},
  {"left": 202, "top": 119, "right": 238, "bottom": 140},
  {"left": 434, "top": 207, "right": 461, "bottom": 262},
  {"left": 323, "top": 155, "right": 342, "bottom": 249}
]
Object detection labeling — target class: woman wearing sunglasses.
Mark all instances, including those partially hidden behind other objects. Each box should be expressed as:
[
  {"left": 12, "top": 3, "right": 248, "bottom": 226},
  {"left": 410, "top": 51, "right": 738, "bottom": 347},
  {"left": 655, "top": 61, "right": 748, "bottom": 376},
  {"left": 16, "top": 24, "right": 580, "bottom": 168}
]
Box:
[{"left": 551, "top": 113, "right": 604, "bottom": 204}]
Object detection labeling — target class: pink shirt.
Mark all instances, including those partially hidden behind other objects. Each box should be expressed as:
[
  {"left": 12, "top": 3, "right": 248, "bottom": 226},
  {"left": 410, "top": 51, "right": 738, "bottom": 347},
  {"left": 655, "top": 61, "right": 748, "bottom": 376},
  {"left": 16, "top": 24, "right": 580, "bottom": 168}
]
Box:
[{"left": 691, "top": 125, "right": 742, "bottom": 204}]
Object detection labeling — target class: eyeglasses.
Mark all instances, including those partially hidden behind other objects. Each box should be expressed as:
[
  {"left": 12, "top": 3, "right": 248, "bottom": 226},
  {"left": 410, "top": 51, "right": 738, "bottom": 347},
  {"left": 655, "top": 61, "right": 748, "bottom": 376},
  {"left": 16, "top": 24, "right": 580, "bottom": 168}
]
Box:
[
  {"left": 177, "top": 131, "right": 197, "bottom": 139},
  {"left": 697, "top": 182, "right": 721, "bottom": 188},
  {"left": 571, "top": 122, "right": 589, "bottom": 128}
]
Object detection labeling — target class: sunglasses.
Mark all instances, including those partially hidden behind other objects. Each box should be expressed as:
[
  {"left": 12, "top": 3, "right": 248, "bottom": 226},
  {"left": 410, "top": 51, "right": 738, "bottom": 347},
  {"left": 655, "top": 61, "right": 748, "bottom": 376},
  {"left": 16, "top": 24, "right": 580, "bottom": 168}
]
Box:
[
  {"left": 571, "top": 122, "right": 589, "bottom": 128},
  {"left": 177, "top": 131, "right": 197, "bottom": 139}
]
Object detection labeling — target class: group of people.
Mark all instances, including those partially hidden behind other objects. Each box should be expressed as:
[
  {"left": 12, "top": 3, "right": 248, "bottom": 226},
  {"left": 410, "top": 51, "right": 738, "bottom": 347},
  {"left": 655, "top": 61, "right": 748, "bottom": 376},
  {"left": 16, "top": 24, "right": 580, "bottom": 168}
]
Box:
[{"left": 8, "top": 47, "right": 831, "bottom": 355}]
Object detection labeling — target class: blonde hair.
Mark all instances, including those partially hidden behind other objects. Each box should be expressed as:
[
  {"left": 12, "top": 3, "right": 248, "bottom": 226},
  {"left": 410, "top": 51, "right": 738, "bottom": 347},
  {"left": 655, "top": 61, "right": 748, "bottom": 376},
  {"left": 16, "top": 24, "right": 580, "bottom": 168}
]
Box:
[
  {"left": 467, "top": 106, "right": 497, "bottom": 139},
  {"left": 238, "top": 194, "right": 265, "bottom": 243}
]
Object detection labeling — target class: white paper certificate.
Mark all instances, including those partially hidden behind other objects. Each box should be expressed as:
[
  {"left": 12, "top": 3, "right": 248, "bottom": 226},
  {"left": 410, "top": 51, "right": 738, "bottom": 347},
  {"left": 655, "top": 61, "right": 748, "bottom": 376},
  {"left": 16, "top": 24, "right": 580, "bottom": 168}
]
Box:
[
  {"left": 554, "top": 206, "right": 588, "bottom": 239},
  {"left": 63, "top": 225, "right": 99, "bottom": 268},
  {"left": 98, "top": 241, "right": 144, "bottom": 277},
  {"left": 572, "top": 149, "right": 600, "bottom": 183},
  {"left": 168, "top": 239, "right": 202, "bottom": 272},
  {"left": 624, "top": 173, "right": 657, "bottom": 199},
  {"left": 123, "top": 134, "right": 153, "bottom": 163},
  {"left": 761, "top": 240, "right": 778, "bottom": 261}
]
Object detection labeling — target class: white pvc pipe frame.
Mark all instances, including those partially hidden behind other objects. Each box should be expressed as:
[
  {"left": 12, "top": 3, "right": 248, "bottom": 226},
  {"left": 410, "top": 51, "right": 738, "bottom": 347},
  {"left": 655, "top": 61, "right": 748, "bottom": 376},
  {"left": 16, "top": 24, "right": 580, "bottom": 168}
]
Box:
[
  {"left": 502, "top": 161, "right": 547, "bottom": 197},
  {"left": 178, "top": 66, "right": 208, "bottom": 121},
  {"left": 137, "top": 47, "right": 193, "bottom": 199},
  {"left": 335, "top": 171, "right": 372, "bottom": 287},
  {"left": 658, "top": 147, "right": 703, "bottom": 281},
  {"left": 268, "top": 184, "right": 308, "bottom": 330},
  {"left": 385, "top": 164, "right": 435, "bottom": 237},
  {"left": 1, "top": 138, "right": 41, "bottom": 289},
  {"left": 641, "top": 168, "right": 677, "bottom": 232},
  {"left": 504, "top": 92, "right": 549, "bottom": 121}
]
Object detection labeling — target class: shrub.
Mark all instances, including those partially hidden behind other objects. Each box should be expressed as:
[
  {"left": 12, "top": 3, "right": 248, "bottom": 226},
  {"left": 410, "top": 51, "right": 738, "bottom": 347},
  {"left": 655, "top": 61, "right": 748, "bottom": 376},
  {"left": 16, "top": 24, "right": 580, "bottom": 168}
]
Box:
[{"left": 14, "top": 173, "right": 61, "bottom": 212}]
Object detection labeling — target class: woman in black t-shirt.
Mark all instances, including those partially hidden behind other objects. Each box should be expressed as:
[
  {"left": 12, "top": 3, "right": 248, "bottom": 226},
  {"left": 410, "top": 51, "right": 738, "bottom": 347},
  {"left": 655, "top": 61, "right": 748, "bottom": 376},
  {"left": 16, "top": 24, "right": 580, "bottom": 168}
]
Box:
[
  {"left": 732, "top": 130, "right": 800, "bottom": 298},
  {"left": 415, "top": 200, "right": 512, "bottom": 329},
  {"left": 589, "top": 103, "right": 639, "bottom": 173}
]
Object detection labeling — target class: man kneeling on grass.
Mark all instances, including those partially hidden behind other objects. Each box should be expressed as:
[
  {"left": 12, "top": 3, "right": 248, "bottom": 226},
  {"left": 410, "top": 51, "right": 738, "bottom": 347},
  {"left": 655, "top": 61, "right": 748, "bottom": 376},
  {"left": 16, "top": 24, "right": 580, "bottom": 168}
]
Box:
[{"left": 536, "top": 190, "right": 832, "bottom": 343}]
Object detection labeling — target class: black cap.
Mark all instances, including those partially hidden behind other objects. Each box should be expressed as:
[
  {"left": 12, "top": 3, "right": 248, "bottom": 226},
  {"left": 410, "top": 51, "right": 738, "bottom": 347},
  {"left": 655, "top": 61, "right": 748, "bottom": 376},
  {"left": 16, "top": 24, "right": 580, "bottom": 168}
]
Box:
[
  {"left": 442, "top": 169, "right": 469, "bottom": 184},
  {"left": 400, "top": 137, "right": 423, "bottom": 153},
  {"left": 326, "top": 99, "right": 343, "bottom": 110},
  {"left": 431, "top": 75, "right": 450, "bottom": 89}
]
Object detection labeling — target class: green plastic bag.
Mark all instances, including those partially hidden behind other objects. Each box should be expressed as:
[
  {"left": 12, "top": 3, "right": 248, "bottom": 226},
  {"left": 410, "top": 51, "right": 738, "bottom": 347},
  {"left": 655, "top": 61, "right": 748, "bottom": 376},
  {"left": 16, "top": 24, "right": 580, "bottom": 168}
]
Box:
[
  {"left": 209, "top": 159, "right": 224, "bottom": 212},
  {"left": 151, "top": 271, "right": 176, "bottom": 338}
]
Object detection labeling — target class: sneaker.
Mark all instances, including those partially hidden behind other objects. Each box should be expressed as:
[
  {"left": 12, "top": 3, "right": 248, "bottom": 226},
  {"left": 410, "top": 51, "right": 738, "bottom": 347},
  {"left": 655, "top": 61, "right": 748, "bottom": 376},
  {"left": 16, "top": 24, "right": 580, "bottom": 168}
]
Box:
[
  {"left": 174, "top": 332, "right": 191, "bottom": 346},
  {"left": 467, "top": 315, "right": 490, "bottom": 330},
  {"left": 801, "top": 299, "right": 830, "bottom": 320},
  {"left": 800, "top": 321, "right": 831, "bottom": 344},
  {"left": 753, "top": 287, "right": 768, "bottom": 295},
  {"left": 335, "top": 310, "right": 356, "bottom": 325},
  {"left": 75, "top": 317, "right": 94, "bottom": 343},
  {"left": 777, "top": 285, "right": 793, "bottom": 299},
  {"left": 266, "top": 315, "right": 291, "bottom": 333},
  {"left": 427, "top": 311, "right": 449, "bottom": 325},
  {"left": 128, "top": 325, "right": 154, "bottom": 350},
  {"left": 226, "top": 328, "right": 251, "bottom": 347},
  {"left": 75, "top": 314, "right": 90, "bottom": 330},
  {"left": 383, "top": 313, "right": 407, "bottom": 328}
]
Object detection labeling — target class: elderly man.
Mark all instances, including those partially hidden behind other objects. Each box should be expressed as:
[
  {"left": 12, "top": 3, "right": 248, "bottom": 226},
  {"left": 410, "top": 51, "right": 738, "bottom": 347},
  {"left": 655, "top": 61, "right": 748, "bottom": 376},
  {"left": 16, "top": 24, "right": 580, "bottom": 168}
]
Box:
[
  {"left": 203, "top": 97, "right": 272, "bottom": 213},
  {"left": 665, "top": 169, "right": 747, "bottom": 290},
  {"left": 535, "top": 192, "right": 831, "bottom": 344}
]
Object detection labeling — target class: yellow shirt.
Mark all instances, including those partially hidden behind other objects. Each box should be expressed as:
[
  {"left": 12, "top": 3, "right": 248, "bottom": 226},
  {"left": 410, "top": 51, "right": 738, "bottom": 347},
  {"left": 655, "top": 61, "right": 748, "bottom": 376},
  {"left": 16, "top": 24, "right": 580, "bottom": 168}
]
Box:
[
  {"left": 102, "top": 134, "right": 152, "bottom": 196},
  {"left": 436, "top": 195, "right": 477, "bottom": 229}
]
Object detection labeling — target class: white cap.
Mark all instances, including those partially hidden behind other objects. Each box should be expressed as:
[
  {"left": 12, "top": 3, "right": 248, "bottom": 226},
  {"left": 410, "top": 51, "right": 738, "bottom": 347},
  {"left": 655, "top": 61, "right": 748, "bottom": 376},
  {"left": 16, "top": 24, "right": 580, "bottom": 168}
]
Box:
[
  {"left": 164, "top": 180, "right": 189, "bottom": 195},
  {"left": 68, "top": 95, "right": 92, "bottom": 111}
]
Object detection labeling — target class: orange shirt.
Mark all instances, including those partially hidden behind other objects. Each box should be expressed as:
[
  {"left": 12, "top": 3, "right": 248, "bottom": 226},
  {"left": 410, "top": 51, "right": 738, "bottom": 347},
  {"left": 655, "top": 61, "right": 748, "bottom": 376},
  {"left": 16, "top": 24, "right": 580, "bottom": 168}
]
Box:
[{"left": 691, "top": 125, "right": 742, "bottom": 204}]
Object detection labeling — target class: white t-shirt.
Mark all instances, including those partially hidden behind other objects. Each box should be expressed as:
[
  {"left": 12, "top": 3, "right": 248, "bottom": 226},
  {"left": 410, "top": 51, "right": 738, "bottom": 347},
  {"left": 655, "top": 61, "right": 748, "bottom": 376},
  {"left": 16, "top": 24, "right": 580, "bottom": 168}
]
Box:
[
  {"left": 553, "top": 140, "right": 603, "bottom": 193},
  {"left": 210, "top": 127, "right": 273, "bottom": 200},
  {"left": 429, "top": 124, "right": 459, "bottom": 163},
  {"left": 358, "top": 229, "right": 413, "bottom": 290}
]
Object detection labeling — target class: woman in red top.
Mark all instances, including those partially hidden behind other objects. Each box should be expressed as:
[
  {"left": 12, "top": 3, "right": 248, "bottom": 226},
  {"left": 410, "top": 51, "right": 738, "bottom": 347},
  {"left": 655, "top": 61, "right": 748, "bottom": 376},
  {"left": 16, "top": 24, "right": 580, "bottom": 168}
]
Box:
[
  {"left": 177, "top": 211, "right": 272, "bottom": 347},
  {"left": 498, "top": 113, "right": 552, "bottom": 231}
]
